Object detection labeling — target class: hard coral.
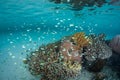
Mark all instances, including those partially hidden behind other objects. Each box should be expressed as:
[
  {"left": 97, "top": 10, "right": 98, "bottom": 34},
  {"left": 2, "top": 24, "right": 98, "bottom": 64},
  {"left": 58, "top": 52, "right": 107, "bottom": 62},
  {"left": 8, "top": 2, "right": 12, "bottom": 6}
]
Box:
[
  {"left": 84, "top": 34, "right": 112, "bottom": 61},
  {"left": 83, "top": 34, "right": 112, "bottom": 72},
  {"left": 26, "top": 40, "right": 81, "bottom": 80},
  {"left": 25, "top": 32, "right": 113, "bottom": 80}
]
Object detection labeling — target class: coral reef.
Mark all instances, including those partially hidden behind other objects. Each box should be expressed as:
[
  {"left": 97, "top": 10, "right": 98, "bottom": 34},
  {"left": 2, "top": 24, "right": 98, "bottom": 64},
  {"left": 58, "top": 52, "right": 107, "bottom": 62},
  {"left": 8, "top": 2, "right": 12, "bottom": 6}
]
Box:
[
  {"left": 24, "top": 32, "right": 113, "bottom": 80},
  {"left": 25, "top": 40, "right": 81, "bottom": 80}
]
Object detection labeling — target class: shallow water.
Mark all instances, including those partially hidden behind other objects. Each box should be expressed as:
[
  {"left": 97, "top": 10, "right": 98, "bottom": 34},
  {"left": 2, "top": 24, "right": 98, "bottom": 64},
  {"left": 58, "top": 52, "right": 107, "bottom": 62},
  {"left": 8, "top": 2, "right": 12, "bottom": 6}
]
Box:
[{"left": 0, "top": 0, "right": 120, "bottom": 80}]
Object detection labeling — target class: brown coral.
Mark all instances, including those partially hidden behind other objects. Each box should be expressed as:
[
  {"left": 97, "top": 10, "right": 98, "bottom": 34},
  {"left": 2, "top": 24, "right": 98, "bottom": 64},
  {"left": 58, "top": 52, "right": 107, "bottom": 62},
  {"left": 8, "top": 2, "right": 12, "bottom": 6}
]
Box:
[
  {"left": 83, "top": 34, "right": 112, "bottom": 72},
  {"left": 72, "top": 32, "right": 91, "bottom": 50},
  {"left": 84, "top": 34, "right": 112, "bottom": 61},
  {"left": 25, "top": 40, "right": 81, "bottom": 80},
  {"left": 60, "top": 40, "right": 81, "bottom": 63}
]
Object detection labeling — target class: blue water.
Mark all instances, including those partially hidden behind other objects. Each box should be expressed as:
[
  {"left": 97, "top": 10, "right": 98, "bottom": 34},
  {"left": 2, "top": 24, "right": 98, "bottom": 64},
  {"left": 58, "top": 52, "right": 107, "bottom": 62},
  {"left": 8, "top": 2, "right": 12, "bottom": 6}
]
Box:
[{"left": 0, "top": 0, "right": 120, "bottom": 80}]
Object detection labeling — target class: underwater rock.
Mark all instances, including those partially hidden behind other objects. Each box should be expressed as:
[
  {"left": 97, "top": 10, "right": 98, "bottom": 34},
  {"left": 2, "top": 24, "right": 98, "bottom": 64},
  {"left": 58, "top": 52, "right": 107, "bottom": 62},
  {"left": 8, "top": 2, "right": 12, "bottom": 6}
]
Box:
[{"left": 110, "top": 35, "right": 120, "bottom": 54}]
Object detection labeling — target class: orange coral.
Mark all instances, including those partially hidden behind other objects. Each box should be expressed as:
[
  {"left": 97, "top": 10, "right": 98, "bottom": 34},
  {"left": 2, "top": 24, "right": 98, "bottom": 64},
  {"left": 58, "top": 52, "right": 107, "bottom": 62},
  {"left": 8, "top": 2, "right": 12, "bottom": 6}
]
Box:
[{"left": 72, "top": 32, "right": 91, "bottom": 50}]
